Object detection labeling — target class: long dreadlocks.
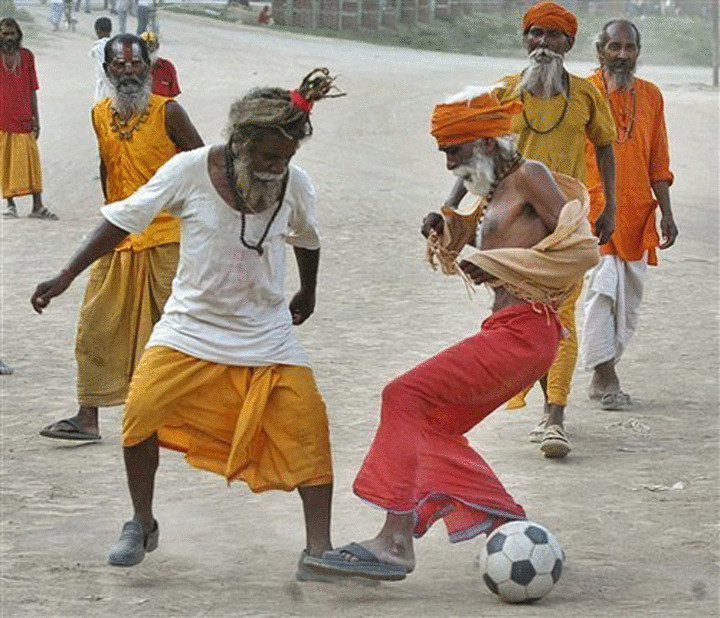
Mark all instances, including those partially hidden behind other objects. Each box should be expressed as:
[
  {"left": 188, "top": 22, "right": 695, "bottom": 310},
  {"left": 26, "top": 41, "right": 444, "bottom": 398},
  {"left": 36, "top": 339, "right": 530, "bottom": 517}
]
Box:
[{"left": 225, "top": 68, "right": 343, "bottom": 152}]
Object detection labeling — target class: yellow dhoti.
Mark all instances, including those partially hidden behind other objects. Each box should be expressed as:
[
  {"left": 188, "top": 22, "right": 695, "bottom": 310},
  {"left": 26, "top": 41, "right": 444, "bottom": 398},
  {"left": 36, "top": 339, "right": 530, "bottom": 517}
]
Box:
[
  {"left": 505, "top": 279, "right": 582, "bottom": 409},
  {"left": 75, "top": 243, "right": 178, "bottom": 406},
  {"left": 0, "top": 131, "right": 42, "bottom": 198},
  {"left": 123, "top": 346, "right": 333, "bottom": 492}
]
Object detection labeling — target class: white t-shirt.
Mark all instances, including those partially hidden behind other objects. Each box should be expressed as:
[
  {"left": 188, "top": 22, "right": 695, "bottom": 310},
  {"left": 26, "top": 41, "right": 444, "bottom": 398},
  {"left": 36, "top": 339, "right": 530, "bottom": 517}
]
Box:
[
  {"left": 89, "top": 37, "right": 112, "bottom": 103},
  {"left": 101, "top": 145, "right": 320, "bottom": 368}
]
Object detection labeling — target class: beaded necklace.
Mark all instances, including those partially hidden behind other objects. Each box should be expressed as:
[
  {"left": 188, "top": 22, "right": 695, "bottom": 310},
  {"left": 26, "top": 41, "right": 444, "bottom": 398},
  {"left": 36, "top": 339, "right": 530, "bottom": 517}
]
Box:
[
  {"left": 520, "top": 71, "right": 570, "bottom": 135},
  {"left": 601, "top": 72, "right": 636, "bottom": 144},
  {"left": 109, "top": 106, "right": 150, "bottom": 141},
  {"left": 223, "top": 145, "right": 287, "bottom": 256}
]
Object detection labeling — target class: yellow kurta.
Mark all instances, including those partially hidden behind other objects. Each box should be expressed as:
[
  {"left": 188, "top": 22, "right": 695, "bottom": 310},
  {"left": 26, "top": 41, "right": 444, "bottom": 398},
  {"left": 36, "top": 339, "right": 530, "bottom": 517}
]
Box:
[
  {"left": 494, "top": 73, "right": 616, "bottom": 408},
  {"left": 494, "top": 73, "right": 617, "bottom": 183},
  {"left": 124, "top": 346, "right": 333, "bottom": 492},
  {"left": 92, "top": 94, "right": 179, "bottom": 251}
]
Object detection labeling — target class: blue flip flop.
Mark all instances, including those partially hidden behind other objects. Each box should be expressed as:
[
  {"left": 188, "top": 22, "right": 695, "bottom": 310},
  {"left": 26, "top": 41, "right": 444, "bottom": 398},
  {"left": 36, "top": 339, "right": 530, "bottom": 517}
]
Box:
[{"left": 304, "top": 542, "right": 407, "bottom": 581}]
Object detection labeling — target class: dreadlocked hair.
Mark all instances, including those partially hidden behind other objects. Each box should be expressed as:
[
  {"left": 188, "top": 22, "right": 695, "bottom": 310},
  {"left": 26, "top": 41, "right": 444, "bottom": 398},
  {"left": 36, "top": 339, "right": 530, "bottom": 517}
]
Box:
[{"left": 225, "top": 68, "right": 343, "bottom": 152}]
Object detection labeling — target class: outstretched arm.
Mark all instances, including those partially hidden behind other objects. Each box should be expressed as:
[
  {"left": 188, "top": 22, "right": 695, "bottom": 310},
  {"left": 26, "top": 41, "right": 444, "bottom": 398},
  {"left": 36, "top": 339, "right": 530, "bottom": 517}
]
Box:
[
  {"left": 593, "top": 143, "right": 616, "bottom": 245},
  {"left": 31, "top": 219, "right": 130, "bottom": 314},
  {"left": 165, "top": 100, "right": 204, "bottom": 152},
  {"left": 289, "top": 247, "right": 319, "bottom": 325}
]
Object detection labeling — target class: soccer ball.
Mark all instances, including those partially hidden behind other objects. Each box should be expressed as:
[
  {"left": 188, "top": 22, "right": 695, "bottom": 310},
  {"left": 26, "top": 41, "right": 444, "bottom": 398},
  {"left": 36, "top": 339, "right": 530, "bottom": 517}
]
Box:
[{"left": 478, "top": 520, "right": 564, "bottom": 603}]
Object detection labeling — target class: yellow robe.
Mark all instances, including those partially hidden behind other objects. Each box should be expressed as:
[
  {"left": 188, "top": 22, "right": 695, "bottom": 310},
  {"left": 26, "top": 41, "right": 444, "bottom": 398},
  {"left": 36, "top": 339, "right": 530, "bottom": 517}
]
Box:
[
  {"left": 493, "top": 73, "right": 616, "bottom": 408},
  {"left": 91, "top": 94, "right": 180, "bottom": 251},
  {"left": 124, "top": 346, "right": 333, "bottom": 492}
]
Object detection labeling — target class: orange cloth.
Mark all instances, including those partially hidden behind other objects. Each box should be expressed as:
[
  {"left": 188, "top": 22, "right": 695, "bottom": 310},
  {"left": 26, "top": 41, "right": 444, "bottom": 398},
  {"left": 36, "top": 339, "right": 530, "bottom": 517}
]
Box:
[
  {"left": 75, "top": 244, "right": 178, "bottom": 407},
  {"left": 123, "top": 346, "right": 333, "bottom": 492},
  {"left": 430, "top": 93, "right": 524, "bottom": 147},
  {"left": 0, "top": 131, "right": 42, "bottom": 198},
  {"left": 584, "top": 70, "right": 674, "bottom": 265},
  {"left": 92, "top": 94, "right": 180, "bottom": 252},
  {"left": 523, "top": 1, "right": 578, "bottom": 38}
]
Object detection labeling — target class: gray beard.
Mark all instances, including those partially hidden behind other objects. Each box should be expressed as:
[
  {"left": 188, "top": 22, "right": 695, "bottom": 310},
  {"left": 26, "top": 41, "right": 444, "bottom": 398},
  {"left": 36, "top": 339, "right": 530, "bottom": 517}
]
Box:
[
  {"left": 605, "top": 61, "right": 636, "bottom": 89},
  {"left": 519, "top": 49, "right": 566, "bottom": 98},
  {"left": 232, "top": 154, "right": 285, "bottom": 214},
  {"left": 452, "top": 147, "right": 496, "bottom": 197},
  {"left": 1, "top": 39, "right": 19, "bottom": 53},
  {"left": 109, "top": 77, "right": 152, "bottom": 118}
]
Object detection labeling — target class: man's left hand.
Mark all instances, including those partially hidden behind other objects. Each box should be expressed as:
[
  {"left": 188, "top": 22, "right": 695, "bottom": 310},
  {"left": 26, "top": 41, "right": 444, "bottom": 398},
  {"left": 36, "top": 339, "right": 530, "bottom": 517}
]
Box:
[
  {"left": 659, "top": 215, "right": 678, "bottom": 249},
  {"left": 594, "top": 207, "right": 615, "bottom": 245},
  {"left": 458, "top": 260, "right": 496, "bottom": 285},
  {"left": 289, "top": 289, "right": 316, "bottom": 325}
]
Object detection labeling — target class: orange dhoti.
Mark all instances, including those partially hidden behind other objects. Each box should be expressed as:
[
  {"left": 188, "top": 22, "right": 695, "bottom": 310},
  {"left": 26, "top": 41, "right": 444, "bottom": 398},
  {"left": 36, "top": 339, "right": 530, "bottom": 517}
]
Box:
[
  {"left": 123, "top": 346, "right": 333, "bottom": 492},
  {"left": 0, "top": 131, "right": 42, "bottom": 198}
]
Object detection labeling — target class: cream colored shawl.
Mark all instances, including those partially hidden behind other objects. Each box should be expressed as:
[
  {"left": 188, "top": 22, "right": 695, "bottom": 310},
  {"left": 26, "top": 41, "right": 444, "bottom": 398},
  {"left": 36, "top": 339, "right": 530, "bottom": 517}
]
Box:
[{"left": 427, "top": 172, "right": 600, "bottom": 305}]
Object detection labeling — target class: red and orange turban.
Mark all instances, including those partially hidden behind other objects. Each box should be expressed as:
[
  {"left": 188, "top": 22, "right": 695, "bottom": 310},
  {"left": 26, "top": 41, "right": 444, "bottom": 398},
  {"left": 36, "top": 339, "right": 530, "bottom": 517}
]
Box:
[
  {"left": 522, "top": 1, "right": 578, "bottom": 39},
  {"left": 430, "top": 92, "right": 523, "bottom": 147}
]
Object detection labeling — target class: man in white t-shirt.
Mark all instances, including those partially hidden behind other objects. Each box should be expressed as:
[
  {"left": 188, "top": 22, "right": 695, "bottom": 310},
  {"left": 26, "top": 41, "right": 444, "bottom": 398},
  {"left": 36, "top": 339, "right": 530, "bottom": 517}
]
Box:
[
  {"left": 31, "top": 69, "right": 345, "bottom": 580},
  {"left": 89, "top": 18, "right": 112, "bottom": 103}
]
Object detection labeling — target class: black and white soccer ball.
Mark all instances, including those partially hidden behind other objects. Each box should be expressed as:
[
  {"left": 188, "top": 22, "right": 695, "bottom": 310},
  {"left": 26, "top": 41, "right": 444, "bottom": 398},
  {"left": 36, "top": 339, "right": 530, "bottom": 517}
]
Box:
[{"left": 478, "top": 520, "right": 564, "bottom": 603}]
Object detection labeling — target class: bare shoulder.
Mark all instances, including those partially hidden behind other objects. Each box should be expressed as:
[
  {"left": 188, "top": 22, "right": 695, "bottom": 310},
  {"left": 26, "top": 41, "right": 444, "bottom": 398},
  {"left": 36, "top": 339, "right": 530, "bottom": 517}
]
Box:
[{"left": 515, "top": 158, "right": 554, "bottom": 184}]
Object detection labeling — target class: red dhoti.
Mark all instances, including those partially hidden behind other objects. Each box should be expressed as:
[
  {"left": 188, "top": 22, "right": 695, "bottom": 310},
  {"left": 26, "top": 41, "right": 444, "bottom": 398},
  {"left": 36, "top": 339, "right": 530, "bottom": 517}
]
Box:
[{"left": 353, "top": 303, "right": 561, "bottom": 542}]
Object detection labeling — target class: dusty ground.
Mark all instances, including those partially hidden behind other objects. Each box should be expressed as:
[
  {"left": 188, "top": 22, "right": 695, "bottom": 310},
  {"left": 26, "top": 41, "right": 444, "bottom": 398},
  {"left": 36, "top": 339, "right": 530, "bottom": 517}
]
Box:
[{"left": 1, "top": 4, "right": 718, "bottom": 616}]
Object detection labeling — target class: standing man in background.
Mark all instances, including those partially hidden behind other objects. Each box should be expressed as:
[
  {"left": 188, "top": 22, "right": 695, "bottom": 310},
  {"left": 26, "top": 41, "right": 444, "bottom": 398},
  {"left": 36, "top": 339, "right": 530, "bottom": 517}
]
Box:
[
  {"left": 0, "top": 18, "right": 58, "bottom": 220},
  {"left": 581, "top": 20, "right": 677, "bottom": 410}
]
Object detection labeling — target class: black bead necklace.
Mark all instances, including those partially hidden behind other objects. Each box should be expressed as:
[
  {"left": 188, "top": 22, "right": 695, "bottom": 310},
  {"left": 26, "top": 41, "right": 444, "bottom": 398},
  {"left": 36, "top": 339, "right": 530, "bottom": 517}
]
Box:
[
  {"left": 520, "top": 71, "right": 570, "bottom": 135},
  {"left": 224, "top": 145, "right": 287, "bottom": 256}
]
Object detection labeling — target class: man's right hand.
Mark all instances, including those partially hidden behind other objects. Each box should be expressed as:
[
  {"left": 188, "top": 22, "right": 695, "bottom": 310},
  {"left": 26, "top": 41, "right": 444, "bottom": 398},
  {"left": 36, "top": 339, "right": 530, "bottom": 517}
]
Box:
[
  {"left": 421, "top": 212, "right": 444, "bottom": 238},
  {"left": 31, "top": 271, "right": 74, "bottom": 314}
]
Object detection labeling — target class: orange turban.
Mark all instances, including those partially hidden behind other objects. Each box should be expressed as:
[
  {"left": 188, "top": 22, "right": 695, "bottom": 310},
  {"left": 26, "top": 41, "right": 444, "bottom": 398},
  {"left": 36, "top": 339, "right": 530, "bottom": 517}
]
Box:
[
  {"left": 522, "top": 1, "right": 578, "bottom": 38},
  {"left": 430, "top": 92, "right": 523, "bottom": 147}
]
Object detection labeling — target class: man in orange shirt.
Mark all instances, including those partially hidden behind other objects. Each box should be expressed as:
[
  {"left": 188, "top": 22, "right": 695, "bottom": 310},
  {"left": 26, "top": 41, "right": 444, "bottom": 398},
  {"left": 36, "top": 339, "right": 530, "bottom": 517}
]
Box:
[
  {"left": 39, "top": 34, "right": 203, "bottom": 441},
  {"left": 581, "top": 20, "right": 677, "bottom": 410}
]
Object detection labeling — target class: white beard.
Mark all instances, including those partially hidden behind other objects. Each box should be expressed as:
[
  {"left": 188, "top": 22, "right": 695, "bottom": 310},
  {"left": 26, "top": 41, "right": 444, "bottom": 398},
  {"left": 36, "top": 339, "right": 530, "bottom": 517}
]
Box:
[
  {"left": 452, "top": 147, "right": 496, "bottom": 197},
  {"left": 232, "top": 154, "right": 285, "bottom": 214},
  {"left": 519, "top": 48, "right": 566, "bottom": 98},
  {"left": 109, "top": 75, "right": 152, "bottom": 118}
]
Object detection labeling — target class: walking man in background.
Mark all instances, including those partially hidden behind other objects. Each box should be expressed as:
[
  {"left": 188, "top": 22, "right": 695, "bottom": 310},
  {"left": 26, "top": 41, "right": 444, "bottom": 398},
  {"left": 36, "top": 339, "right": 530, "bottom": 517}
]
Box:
[
  {"left": 581, "top": 19, "right": 677, "bottom": 409},
  {"left": 470, "top": 1, "right": 616, "bottom": 458},
  {"left": 0, "top": 18, "right": 58, "bottom": 220},
  {"left": 39, "top": 34, "right": 203, "bottom": 442}
]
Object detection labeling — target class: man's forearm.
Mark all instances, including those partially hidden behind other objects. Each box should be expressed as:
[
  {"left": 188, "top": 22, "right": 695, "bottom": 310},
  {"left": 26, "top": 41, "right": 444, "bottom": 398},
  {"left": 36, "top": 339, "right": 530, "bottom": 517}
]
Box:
[
  {"left": 63, "top": 219, "right": 130, "bottom": 279},
  {"left": 445, "top": 177, "right": 467, "bottom": 208},
  {"left": 595, "top": 143, "right": 616, "bottom": 213},
  {"left": 651, "top": 180, "right": 672, "bottom": 218},
  {"left": 293, "top": 247, "right": 319, "bottom": 293}
]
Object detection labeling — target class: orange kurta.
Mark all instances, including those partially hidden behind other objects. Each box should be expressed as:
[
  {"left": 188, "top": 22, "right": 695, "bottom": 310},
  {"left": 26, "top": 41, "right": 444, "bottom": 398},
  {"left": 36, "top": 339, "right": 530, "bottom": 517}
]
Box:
[
  {"left": 584, "top": 70, "right": 674, "bottom": 265},
  {"left": 92, "top": 94, "right": 180, "bottom": 252}
]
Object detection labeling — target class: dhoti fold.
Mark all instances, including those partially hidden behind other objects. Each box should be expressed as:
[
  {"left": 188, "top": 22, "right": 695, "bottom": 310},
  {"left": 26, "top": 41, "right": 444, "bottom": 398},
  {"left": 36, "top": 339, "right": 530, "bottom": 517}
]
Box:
[
  {"left": 0, "top": 131, "right": 43, "bottom": 198},
  {"left": 123, "top": 346, "right": 333, "bottom": 492},
  {"left": 75, "top": 243, "right": 178, "bottom": 407},
  {"left": 353, "top": 304, "right": 561, "bottom": 542},
  {"left": 580, "top": 255, "right": 647, "bottom": 371}
]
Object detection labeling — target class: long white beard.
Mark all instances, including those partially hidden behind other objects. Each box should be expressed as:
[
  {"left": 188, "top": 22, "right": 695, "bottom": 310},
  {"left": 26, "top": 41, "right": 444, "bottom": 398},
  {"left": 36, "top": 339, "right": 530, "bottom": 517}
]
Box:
[
  {"left": 452, "top": 147, "right": 496, "bottom": 197},
  {"left": 519, "top": 48, "right": 566, "bottom": 98},
  {"left": 232, "top": 154, "right": 285, "bottom": 214},
  {"left": 109, "top": 75, "right": 152, "bottom": 118}
]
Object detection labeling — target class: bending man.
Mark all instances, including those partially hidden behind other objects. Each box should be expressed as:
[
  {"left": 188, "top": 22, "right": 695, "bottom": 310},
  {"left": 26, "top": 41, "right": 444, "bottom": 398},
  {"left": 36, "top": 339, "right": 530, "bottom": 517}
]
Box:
[
  {"left": 306, "top": 89, "right": 599, "bottom": 581},
  {"left": 32, "top": 69, "right": 342, "bottom": 576}
]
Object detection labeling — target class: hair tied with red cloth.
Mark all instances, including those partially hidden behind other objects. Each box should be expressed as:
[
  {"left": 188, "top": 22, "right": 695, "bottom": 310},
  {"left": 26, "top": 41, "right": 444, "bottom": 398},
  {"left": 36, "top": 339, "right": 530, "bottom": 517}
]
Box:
[{"left": 290, "top": 90, "right": 314, "bottom": 113}]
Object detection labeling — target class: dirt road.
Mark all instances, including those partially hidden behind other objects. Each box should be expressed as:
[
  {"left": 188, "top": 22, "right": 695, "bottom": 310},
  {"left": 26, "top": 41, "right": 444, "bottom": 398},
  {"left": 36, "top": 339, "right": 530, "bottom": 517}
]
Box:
[{"left": 1, "top": 5, "right": 718, "bottom": 616}]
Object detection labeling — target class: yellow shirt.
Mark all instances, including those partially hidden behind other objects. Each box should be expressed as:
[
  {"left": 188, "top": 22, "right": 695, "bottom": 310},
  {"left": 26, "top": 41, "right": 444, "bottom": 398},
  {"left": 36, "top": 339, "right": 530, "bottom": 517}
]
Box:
[
  {"left": 92, "top": 94, "right": 180, "bottom": 251},
  {"left": 494, "top": 73, "right": 616, "bottom": 184}
]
